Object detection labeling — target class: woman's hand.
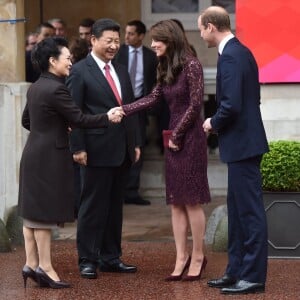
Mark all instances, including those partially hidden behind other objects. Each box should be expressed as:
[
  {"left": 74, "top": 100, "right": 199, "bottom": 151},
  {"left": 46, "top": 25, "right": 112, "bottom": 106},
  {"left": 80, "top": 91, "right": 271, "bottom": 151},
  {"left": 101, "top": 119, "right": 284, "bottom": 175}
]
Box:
[{"left": 169, "top": 140, "right": 180, "bottom": 151}]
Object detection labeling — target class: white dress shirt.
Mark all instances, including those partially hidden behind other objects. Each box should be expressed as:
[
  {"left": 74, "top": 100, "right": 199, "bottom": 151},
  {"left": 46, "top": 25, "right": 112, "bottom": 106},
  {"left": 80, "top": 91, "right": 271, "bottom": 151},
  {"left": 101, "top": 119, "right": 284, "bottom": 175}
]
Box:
[
  {"left": 128, "top": 45, "right": 143, "bottom": 98},
  {"left": 218, "top": 33, "right": 235, "bottom": 55},
  {"left": 91, "top": 51, "right": 122, "bottom": 98}
]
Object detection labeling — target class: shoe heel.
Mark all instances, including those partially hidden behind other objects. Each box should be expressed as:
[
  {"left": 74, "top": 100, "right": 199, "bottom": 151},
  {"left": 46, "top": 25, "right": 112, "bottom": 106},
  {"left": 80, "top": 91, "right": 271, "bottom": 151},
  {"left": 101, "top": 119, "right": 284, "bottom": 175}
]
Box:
[
  {"left": 182, "top": 256, "right": 207, "bottom": 281},
  {"left": 22, "top": 265, "right": 37, "bottom": 288},
  {"left": 22, "top": 272, "right": 28, "bottom": 288},
  {"left": 165, "top": 255, "right": 191, "bottom": 281}
]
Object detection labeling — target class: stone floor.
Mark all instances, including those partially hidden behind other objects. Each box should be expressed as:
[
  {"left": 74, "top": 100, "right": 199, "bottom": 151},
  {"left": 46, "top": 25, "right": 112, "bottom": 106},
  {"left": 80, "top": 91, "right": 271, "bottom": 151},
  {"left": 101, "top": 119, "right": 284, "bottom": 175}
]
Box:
[{"left": 0, "top": 197, "right": 299, "bottom": 299}]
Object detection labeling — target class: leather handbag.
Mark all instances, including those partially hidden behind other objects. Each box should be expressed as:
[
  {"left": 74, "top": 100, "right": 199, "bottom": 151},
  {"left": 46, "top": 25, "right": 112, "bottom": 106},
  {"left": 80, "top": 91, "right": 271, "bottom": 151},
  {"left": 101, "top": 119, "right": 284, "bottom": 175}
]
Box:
[{"left": 162, "top": 130, "right": 173, "bottom": 148}]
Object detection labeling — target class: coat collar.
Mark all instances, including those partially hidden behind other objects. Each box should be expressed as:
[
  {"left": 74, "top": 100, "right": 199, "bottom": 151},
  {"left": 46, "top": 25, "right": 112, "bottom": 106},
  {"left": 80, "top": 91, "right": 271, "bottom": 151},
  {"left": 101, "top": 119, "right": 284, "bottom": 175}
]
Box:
[{"left": 40, "top": 72, "right": 65, "bottom": 83}]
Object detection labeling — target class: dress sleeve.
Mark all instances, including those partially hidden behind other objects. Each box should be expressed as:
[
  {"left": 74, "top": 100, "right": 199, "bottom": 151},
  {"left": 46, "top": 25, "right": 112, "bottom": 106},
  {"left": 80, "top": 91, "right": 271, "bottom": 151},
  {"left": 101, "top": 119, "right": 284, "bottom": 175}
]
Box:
[
  {"left": 122, "top": 84, "right": 162, "bottom": 115},
  {"left": 171, "top": 59, "right": 204, "bottom": 147}
]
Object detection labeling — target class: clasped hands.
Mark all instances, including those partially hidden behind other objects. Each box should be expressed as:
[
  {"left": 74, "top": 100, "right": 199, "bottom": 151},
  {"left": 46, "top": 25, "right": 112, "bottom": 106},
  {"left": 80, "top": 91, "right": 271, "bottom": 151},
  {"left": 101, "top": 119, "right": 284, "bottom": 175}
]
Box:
[{"left": 107, "top": 107, "right": 125, "bottom": 123}]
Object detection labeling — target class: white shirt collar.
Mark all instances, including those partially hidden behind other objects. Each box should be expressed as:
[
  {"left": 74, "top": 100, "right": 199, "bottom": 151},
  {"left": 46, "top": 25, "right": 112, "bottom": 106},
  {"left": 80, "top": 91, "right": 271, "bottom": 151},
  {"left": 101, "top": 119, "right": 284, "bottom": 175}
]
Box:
[
  {"left": 128, "top": 45, "right": 142, "bottom": 53},
  {"left": 218, "top": 33, "right": 235, "bottom": 55},
  {"left": 91, "top": 51, "right": 111, "bottom": 70}
]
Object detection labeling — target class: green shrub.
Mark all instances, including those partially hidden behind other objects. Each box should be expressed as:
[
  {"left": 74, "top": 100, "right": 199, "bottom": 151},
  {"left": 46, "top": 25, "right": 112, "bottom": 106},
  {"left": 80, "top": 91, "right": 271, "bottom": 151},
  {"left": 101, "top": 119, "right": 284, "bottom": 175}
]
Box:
[{"left": 261, "top": 141, "right": 300, "bottom": 192}]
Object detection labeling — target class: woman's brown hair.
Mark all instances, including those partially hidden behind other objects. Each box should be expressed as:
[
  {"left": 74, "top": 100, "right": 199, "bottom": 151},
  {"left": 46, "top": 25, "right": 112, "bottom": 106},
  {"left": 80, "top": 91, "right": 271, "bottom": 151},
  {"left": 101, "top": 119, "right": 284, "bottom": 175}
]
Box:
[{"left": 150, "top": 19, "right": 193, "bottom": 85}]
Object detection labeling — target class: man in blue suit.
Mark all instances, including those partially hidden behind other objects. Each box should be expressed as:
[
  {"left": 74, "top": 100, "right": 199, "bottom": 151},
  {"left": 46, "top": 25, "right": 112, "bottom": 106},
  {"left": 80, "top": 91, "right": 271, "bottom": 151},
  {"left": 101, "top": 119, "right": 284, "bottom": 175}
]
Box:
[{"left": 199, "top": 6, "right": 269, "bottom": 295}]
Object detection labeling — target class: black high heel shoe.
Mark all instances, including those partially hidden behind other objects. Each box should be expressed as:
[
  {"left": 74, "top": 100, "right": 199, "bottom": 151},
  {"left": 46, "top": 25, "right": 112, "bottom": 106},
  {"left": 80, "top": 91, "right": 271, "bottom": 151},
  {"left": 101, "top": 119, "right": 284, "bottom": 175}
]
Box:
[
  {"left": 165, "top": 256, "right": 191, "bottom": 281},
  {"left": 22, "top": 265, "right": 37, "bottom": 288},
  {"left": 35, "top": 267, "right": 71, "bottom": 289},
  {"left": 182, "top": 256, "right": 207, "bottom": 281}
]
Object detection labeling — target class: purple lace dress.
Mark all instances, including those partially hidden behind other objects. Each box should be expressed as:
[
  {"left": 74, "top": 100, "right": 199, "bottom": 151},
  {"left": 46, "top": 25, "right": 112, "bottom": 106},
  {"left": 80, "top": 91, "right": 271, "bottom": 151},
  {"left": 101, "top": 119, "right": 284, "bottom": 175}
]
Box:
[{"left": 123, "top": 57, "right": 211, "bottom": 205}]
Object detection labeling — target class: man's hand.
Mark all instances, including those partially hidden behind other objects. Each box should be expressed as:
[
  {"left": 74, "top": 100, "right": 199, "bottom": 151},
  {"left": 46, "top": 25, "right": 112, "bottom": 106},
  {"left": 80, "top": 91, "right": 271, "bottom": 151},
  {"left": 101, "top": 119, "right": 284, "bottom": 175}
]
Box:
[
  {"left": 203, "top": 118, "right": 212, "bottom": 133},
  {"left": 107, "top": 107, "right": 125, "bottom": 123},
  {"left": 73, "top": 151, "right": 87, "bottom": 166},
  {"left": 135, "top": 147, "right": 141, "bottom": 163}
]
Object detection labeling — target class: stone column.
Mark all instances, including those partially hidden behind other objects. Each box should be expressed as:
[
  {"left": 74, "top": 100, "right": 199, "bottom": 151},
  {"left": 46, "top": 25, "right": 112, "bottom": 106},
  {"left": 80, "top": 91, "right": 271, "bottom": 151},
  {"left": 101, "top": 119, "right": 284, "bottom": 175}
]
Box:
[
  {"left": 0, "top": 0, "right": 29, "bottom": 225},
  {"left": 0, "top": 83, "right": 28, "bottom": 220},
  {"left": 0, "top": 0, "right": 25, "bottom": 82}
]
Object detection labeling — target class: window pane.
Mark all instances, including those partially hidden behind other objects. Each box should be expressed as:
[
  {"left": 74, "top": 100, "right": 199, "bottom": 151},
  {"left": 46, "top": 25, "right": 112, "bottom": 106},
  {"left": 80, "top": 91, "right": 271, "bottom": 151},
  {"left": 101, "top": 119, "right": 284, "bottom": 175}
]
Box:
[{"left": 212, "top": 0, "right": 235, "bottom": 13}]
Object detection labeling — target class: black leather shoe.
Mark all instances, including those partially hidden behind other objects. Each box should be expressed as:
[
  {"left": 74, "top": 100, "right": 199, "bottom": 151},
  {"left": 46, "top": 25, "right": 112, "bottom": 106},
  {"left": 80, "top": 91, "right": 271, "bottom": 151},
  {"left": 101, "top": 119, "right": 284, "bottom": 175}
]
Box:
[
  {"left": 124, "top": 196, "right": 151, "bottom": 205},
  {"left": 99, "top": 260, "right": 137, "bottom": 273},
  {"left": 207, "top": 274, "right": 237, "bottom": 288},
  {"left": 80, "top": 264, "right": 97, "bottom": 279},
  {"left": 221, "top": 280, "right": 265, "bottom": 294},
  {"left": 35, "top": 267, "right": 71, "bottom": 289}
]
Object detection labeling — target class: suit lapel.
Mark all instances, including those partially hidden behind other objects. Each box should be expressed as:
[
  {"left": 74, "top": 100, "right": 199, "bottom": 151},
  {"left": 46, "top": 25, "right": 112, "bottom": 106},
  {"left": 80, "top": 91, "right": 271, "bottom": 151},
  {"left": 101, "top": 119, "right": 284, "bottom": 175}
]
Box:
[
  {"left": 113, "top": 61, "right": 129, "bottom": 104},
  {"left": 86, "top": 55, "right": 121, "bottom": 106}
]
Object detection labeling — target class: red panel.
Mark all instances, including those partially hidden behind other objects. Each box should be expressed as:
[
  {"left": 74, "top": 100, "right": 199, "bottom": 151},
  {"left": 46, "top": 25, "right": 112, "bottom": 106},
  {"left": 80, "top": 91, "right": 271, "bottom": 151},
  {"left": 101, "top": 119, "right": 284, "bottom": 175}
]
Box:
[{"left": 236, "top": 0, "right": 300, "bottom": 83}]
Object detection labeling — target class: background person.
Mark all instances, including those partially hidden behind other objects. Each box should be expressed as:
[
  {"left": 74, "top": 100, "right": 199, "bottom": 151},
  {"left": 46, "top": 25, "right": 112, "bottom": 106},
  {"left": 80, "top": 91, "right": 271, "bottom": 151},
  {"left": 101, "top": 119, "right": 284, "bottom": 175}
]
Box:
[
  {"left": 48, "top": 18, "right": 67, "bottom": 38},
  {"left": 25, "top": 32, "right": 38, "bottom": 51},
  {"left": 114, "top": 19, "right": 157, "bottom": 205},
  {"left": 120, "top": 19, "right": 211, "bottom": 281},
  {"left": 199, "top": 6, "right": 269, "bottom": 295},
  {"left": 18, "top": 37, "right": 121, "bottom": 289},
  {"left": 78, "top": 17, "right": 95, "bottom": 48},
  {"left": 25, "top": 22, "right": 55, "bottom": 83}
]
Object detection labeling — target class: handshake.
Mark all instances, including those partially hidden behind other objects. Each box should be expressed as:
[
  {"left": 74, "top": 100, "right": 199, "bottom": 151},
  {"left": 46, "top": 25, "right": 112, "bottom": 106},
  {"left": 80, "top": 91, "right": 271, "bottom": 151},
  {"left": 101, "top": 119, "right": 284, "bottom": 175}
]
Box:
[{"left": 107, "top": 107, "right": 125, "bottom": 123}]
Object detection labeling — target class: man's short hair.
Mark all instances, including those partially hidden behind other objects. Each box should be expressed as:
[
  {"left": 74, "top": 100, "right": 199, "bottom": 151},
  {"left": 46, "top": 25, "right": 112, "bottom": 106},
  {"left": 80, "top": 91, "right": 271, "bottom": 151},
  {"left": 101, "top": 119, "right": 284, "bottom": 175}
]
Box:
[
  {"left": 79, "top": 18, "right": 95, "bottom": 28},
  {"left": 127, "top": 20, "right": 146, "bottom": 35},
  {"left": 201, "top": 7, "right": 231, "bottom": 32},
  {"left": 48, "top": 18, "right": 66, "bottom": 27},
  {"left": 36, "top": 22, "right": 55, "bottom": 34},
  {"left": 92, "top": 18, "right": 120, "bottom": 38}
]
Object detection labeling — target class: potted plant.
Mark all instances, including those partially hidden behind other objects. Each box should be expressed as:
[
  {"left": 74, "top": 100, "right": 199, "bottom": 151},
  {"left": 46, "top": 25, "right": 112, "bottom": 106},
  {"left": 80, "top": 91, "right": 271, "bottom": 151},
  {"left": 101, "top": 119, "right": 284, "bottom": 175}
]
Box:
[{"left": 260, "top": 140, "right": 300, "bottom": 258}]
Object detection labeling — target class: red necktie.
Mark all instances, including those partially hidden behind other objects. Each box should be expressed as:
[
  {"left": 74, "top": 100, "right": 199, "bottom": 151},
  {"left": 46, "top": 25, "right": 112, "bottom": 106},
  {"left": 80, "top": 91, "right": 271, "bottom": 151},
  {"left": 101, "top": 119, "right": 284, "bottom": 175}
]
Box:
[{"left": 104, "top": 64, "right": 122, "bottom": 105}]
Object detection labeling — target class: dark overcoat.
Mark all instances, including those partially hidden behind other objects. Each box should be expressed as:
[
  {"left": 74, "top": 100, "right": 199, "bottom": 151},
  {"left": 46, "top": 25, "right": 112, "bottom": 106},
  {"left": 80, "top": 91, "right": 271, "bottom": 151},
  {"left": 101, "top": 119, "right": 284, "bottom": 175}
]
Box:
[{"left": 18, "top": 72, "right": 109, "bottom": 223}]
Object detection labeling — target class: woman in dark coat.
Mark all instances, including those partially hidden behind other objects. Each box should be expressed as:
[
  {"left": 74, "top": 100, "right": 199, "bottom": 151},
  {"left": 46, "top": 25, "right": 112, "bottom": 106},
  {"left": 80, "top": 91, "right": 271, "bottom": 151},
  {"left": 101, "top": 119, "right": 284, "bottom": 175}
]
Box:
[
  {"left": 18, "top": 37, "right": 122, "bottom": 289},
  {"left": 121, "top": 20, "right": 211, "bottom": 281}
]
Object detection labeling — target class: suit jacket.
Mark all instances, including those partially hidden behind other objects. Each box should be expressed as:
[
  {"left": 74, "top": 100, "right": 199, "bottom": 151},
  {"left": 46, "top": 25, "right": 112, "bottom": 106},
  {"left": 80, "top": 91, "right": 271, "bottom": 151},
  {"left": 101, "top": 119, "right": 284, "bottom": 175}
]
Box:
[
  {"left": 18, "top": 72, "right": 109, "bottom": 222},
  {"left": 211, "top": 37, "right": 268, "bottom": 163},
  {"left": 66, "top": 54, "right": 140, "bottom": 166},
  {"left": 114, "top": 44, "right": 157, "bottom": 145}
]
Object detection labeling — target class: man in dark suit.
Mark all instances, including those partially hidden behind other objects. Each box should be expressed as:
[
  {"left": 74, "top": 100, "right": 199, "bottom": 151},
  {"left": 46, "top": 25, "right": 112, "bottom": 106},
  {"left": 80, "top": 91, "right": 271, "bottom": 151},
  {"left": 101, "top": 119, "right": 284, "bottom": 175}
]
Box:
[
  {"left": 199, "top": 7, "right": 269, "bottom": 295},
  {"left": 114, "top": 20, "right": 157, "bottom": 205},
  {"left": 66, "top": 18, "right": 140, "bottom": 279}
]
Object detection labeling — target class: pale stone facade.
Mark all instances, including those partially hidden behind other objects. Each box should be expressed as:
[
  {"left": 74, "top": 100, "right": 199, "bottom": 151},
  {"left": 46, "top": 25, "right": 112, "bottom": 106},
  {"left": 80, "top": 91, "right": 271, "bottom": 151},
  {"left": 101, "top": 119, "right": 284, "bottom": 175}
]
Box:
[{"left": 0, "top": 83, "right": 28, "bottom": 221}]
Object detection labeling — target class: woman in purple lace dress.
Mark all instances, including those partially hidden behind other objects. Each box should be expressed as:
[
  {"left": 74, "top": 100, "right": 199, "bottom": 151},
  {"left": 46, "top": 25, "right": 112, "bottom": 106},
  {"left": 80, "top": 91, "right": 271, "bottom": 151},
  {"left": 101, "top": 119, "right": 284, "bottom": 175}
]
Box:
[{"left": 121, "top": 20, "right": 211, "bottom": 281}]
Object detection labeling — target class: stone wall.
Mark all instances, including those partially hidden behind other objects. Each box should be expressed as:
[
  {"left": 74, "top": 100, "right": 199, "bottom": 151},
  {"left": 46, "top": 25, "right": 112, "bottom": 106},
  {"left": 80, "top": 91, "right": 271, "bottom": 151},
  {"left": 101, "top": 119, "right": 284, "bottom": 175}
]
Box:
[
  {"left": 261, "top": 85, "right": 300, "bottom": 141},
  {"left": 0, "top": 0, "right": 25, "bottom": 82},
  {"left": 0, "top": 83, "right": 29, "bottom": 221}
]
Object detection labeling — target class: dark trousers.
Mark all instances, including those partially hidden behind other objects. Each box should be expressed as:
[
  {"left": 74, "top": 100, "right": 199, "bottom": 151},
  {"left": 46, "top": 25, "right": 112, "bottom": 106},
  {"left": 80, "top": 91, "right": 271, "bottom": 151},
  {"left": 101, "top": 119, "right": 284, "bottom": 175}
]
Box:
[
  {"left": 125, "top": 148, "right": 144, "bottom": 199},
  {"left": 204, "top": 95, "right": 218, "bottom": 149},
  {"left": 77, "top": 159, "right": 130, "bottom": 266},
  {"left": 73, "top": 162, "right": 85, "bottom": 218},
  {"left": 226, "top": 155, "right": 268, "bottom": 283}
]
